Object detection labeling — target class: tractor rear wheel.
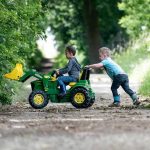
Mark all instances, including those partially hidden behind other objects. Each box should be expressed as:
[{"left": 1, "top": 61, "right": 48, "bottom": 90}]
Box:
[
  {"left": 85, "top": 97, "right": 95, "bottom": 108},
  {"left": 29, "top": 90, "right": 49, "bottom": 109},
  {"left": 70, "top": 87, "right": 90, "bottom": 108}
]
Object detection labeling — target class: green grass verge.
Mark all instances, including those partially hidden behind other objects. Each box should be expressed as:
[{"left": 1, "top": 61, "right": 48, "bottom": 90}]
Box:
[{"left": 139, "top": 70, "right": 150, "bottom": 96}]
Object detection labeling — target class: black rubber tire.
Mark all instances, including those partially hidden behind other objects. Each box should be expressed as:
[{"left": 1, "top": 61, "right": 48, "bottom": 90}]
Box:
[
  {"left": 86, "top": 97, "right": 95, "bottom": 108},
  {"left": 28, "top": 90, "right": 49, "bottom": 109},
  {"left": 70, "top": 87, "right": 91, "bottom": 109}
]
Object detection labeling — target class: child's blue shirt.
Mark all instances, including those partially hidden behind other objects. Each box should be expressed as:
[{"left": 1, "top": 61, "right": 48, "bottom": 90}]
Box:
[{"left": 101, "top": 57, "right": 125, "bottom": 80}]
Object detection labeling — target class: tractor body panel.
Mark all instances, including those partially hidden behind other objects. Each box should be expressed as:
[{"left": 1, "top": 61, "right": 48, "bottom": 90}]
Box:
[
  {"left": 30, "top": 72, "right": 95, "bottom": 104},
  {"left": 31, "top": 78, "right": 60, "bottom": 103},
  {"left": 58, "top": 79, "right": 95, "bottom": 103}
]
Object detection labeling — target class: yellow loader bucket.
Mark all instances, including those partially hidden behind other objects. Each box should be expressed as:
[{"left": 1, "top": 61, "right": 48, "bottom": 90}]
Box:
[{"left": 4, "top": 63, "right": 23, "bottom": 80}]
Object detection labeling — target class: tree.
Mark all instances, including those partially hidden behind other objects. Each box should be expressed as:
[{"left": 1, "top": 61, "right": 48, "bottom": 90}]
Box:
[
  {"left": 118, "top": 0, "right": 150, "bottom": 37},
  {"left": 0, "top": 0, "right": 45, "bottom": 104},
  {"left": 42, "top": 0, "right": 124, "bottom": 64}
]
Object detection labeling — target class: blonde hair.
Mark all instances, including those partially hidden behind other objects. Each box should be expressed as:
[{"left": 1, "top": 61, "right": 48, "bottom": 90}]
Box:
[{"left": 98, "top": 47, "right": 111, "bottom": 57}]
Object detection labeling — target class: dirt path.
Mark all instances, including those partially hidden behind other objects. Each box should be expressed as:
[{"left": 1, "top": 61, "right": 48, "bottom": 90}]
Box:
[{"left": 0, "top": 74, "right": 150, "bottom": 150}]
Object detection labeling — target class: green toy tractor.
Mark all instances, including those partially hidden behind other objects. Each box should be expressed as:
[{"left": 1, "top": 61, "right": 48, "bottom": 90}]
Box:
[{"left": 4, "top": 64, "right": 95, "bottom": 109}]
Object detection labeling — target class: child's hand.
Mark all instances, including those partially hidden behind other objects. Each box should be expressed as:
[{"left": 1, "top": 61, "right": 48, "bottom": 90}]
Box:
[
  {"left": 56, "top": 69, "right": 59, "bottom": 75},
  {"left": 85, "top": 65, "right": 90, "bottom": 68}
]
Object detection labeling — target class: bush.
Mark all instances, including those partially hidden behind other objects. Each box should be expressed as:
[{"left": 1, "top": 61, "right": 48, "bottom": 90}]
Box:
[
  {"left": 0, "top": 0, "right": 45, "bottom": 104},
  {"left": 118, "top": 0, "right": 150, "bottom": 38}
]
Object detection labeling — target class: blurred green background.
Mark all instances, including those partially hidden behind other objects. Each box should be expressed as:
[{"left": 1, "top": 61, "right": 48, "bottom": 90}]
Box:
[{"left": 0, "top": 0, "right": 150, "bottom": 104}]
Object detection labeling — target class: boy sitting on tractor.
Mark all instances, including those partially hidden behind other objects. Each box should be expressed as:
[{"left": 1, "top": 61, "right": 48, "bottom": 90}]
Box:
[{"left": 56, "top": 45, "right": 81, "bottom": 97}]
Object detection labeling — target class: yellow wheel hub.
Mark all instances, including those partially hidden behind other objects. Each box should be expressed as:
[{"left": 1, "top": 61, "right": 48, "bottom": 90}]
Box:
[
  {"left": 74, "top": 93, "right": 85, "bottom": 104},
  {"left": 33, "top": 94, "right": 44, "bottom": 105}
]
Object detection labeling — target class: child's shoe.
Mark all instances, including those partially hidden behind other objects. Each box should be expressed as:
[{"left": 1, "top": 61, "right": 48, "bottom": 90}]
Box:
[
  {"left": 133, "top": 99, "right": 141, "bottom": 106},
  {"left": 131, "top": 93, "right": 140, "bottom": 106},
  {"left": 108, "top": 102, "right": 121, "bottom": 107}
]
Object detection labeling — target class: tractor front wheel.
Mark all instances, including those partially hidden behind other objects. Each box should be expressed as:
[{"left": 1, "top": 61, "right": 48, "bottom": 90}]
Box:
[
  {"left": 29, "top": 90, "right": 49, "bottom": 109},
  {"left": 70, "top": 88, "right": 90, "bottom": 108}
]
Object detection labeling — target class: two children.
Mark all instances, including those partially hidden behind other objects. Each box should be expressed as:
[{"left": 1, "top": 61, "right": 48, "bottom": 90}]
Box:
[
  {"left": 57, "top": 45, "right": 140, "bottom": 107},
  {"left": 56, "top": 45, "right": 81, "bottom": 97},
  {"left": 86, "top": 47, "right": 140, "bottom": 107}
]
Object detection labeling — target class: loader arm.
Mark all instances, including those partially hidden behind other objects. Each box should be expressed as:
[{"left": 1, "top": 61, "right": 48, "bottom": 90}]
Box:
[
  {"left": 19, "top": 70, "right": 43, "bottom": 82},
  {"left": 4, "top": 63, "right": 43, "bottom": 82}
]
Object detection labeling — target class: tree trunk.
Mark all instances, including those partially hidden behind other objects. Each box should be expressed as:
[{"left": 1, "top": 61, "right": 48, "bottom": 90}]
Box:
[{"left": 83, "top": 0, "right": 101, "bottom": 65}]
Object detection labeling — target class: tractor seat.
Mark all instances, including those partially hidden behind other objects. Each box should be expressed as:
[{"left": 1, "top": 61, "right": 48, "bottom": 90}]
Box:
[
  {"left": 68, "top": 82, "right": 76, "bottom": 87},
  {"left": 68, "top": 71, "right": 83, "bottom": 87}
]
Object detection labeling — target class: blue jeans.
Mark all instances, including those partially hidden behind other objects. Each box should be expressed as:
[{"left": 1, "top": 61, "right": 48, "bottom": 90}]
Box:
[
  {"left": 111, "top": 74, "right": 135, "bottom": 102},
  {"left": 57, "top": 76, "right": 77, "bottom": 94}
]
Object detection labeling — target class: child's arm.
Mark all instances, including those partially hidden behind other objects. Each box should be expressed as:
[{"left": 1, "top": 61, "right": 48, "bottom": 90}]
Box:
[
  {"left": 57, "top": 59, "right": 74, "bottom": 75},
  {"left": 86, "top": 63, "right": 103, "bottom": 69}
]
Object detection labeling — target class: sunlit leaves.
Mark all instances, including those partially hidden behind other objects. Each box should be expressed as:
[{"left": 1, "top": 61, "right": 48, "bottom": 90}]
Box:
[{"left": 118, "top": 0, "right": 150, "bottom": 37}]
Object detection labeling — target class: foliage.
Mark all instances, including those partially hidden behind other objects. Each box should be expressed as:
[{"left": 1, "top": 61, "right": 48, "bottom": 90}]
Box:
[
  {"left": 42, "top": 0, "right": 125, "bottom": 65},
  {"left": 118, "top": 0, "right": 150, "bottom": 97},
  {"left": 0, "top": 0, "right": 45, "bottom": 104},
  {"left": 139, "top": 70, "right": 150, "bottom": 96},
  {"left": 114, "top": 33, "right": 150, "bottom": 74},
  {"left": 118, "top": 0, "right": 150, "bottom": 37},
  {"left": 42, "top": 0, "right": 87, "bottom": 63},
  {"left": 114, "top": 33, "right": 150, "bottom": 97},
  {"left": 138, "top": 33, "right": 150, "bottom": 96},
  {"left": 96, "top": 0, "right": 125, "bottom": 45}
]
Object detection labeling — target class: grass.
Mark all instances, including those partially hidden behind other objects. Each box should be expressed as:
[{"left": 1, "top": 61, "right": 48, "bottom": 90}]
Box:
[{"left": 139, "top": 70, "right": 150, "bottom": 96}]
